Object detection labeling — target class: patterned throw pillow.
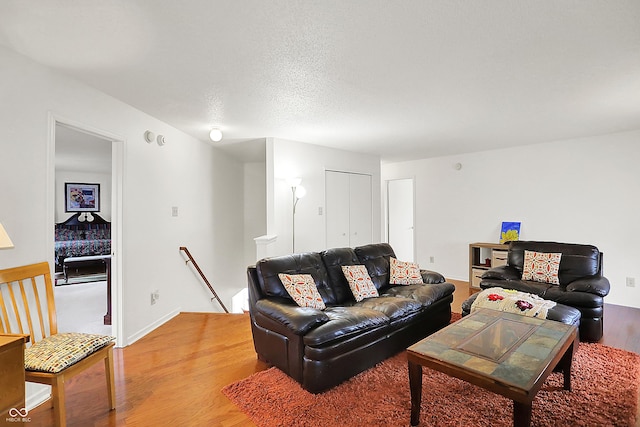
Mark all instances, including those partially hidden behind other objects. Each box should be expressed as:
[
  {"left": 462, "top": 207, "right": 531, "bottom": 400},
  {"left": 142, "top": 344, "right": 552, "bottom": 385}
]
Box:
[
  {"left": 278, "top": 273, "right": 326, "bottom": 310},
  {"left": 521, "top": 250, "right": 562, "bottom": 285},
  {"left": 389, "top": 257, "right": 424, "bottom": 285},
  {"left": 341, "top": 265, "right": 379, "bottom": 302},
  {"left": 24, "top": 333, "right": 115, "bottom": 373}
]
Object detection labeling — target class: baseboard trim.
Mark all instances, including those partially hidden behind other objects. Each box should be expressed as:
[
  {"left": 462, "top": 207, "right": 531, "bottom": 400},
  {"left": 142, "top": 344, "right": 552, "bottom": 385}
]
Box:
[
  {"left": 126, "top": 308, "right": 181, "bottom": 345},
  {"left": 25, "top": 385, "right": 51, "bottom": 411}
]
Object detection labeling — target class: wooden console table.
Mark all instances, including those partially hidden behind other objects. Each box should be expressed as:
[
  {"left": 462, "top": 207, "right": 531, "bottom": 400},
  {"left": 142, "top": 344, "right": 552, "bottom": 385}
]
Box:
[{"left": 0, "top": 334, "right": 28, "bottom": 416}]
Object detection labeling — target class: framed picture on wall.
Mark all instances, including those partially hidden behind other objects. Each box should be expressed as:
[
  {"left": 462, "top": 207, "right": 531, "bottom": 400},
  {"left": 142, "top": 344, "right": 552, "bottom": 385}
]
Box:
[{"left": 65, "top": 183, "right": 100, "bottom": 212}]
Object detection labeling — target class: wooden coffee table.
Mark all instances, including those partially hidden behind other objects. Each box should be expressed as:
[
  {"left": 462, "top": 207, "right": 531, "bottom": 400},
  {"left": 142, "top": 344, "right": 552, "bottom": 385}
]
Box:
[{"left": 407, "top": 308, "right": 578, "bottom": 427}]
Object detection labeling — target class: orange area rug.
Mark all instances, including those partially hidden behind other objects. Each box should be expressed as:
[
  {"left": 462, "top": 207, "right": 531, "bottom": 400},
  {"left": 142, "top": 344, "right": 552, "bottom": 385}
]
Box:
[{"left": 223, "top": 324, "right": 639, "bottom": 426}]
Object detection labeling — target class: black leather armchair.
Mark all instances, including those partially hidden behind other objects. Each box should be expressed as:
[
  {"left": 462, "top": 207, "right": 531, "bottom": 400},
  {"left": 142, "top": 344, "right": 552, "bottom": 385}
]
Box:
[{"left": 480, "top": 241, "right": 610, "bottom": 342}]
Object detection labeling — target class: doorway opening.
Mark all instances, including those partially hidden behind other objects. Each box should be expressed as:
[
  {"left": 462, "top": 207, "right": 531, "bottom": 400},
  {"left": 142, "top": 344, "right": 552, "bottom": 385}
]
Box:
[{"left": 51, "top": 120, "right": 122, "bottom": 344}]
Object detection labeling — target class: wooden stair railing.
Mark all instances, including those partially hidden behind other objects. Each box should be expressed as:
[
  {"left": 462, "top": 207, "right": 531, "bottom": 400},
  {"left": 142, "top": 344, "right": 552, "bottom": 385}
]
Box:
[{"left": 179, "top": 246, "right": 229, "bottom": 313}]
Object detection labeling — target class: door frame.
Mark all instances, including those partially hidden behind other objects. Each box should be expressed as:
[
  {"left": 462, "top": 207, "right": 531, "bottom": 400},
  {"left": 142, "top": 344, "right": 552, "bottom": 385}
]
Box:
[{"left": 47, "top": 113, "right": 124, "bottom": 347}]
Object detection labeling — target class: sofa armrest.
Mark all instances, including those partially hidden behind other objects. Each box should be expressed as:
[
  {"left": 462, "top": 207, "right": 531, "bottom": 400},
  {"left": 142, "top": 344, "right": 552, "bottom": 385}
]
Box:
[
  {"left": 254, "top": 299, "right": 330, "bottom": 335},
  {"left": 481, "top": 265, "right": 521, "bottom": 281},
  {"left": 420, "top": 269, "right": 445, "bottom": 284},
  {"left": 566, "top": 275, "right": 610, "bottom": 297}
]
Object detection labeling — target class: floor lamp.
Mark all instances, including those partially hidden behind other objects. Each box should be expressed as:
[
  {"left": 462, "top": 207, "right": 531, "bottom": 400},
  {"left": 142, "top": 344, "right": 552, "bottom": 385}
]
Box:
[{"left": 291, "top": 181, "right": 306, "bottom": 253}]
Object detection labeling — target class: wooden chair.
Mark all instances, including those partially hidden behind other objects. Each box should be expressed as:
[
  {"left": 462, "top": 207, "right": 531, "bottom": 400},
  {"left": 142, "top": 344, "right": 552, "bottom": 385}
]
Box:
[{"left": 0, "top": 261, "right": 115, "bottom": 427}]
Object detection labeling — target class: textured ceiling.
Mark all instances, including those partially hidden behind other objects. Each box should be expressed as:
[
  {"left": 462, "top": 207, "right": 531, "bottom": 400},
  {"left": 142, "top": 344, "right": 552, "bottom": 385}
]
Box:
[{"left": 1, "top": 1, "right": 639, "bottom": 162}]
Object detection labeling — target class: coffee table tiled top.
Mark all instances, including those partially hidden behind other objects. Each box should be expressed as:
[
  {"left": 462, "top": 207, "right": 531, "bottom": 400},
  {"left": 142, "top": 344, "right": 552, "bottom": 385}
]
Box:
[{"left": 408, "top": 308, "right": 576, "bottom": 392}]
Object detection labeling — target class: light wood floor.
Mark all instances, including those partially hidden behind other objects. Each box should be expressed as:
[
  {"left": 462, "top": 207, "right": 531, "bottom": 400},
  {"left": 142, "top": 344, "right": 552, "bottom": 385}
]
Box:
[{"left": 28, "top": 280, "right": 640, "bottom": 427}]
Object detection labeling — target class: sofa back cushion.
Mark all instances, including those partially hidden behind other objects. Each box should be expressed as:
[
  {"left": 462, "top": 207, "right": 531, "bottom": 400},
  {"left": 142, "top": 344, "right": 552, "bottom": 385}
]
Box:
[
  {"left": 256, "top": 253, "right": 331, "bottom": 303},
  {"left": 508, "top": 241, "right": 600, "bottom": 285},
  {"left": 320, "top": 247, "right": 360, "bottom": 304},
  {"left": 354, "top": 243, "right": 396, "bottom": 290}
]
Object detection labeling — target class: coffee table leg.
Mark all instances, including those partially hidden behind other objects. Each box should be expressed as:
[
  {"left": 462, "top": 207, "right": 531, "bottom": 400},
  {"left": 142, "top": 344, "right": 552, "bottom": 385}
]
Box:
[
  {"left": 560, "top": 337, "right": 576, "bottom": 391},
  {"left": 513, "top": 401, "right": 532, "bottom": 427},
  {"left": 408, "top": 361, "right": 422, "bottom": 426}
]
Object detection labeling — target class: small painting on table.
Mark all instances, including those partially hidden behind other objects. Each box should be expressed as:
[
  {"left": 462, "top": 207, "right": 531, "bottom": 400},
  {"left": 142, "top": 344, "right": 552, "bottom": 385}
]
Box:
[
  {"left": 65, "top": 183, "right": 100, "bottom": 212},
  {"left": 500, "top": 222, "right": 521, "bottom": 244}
]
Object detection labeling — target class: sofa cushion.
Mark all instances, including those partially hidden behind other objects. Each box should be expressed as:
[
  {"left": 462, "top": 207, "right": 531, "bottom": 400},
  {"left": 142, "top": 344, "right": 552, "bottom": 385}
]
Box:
[
  {"left": 521, "top": 250, "right": 561, "bottom": 285},
  {"left": 278, "top": 273, "right": 326, "bottom": 310},
  {"left": 342, "top": 265, "right": 379, "bottom": 302},
  {"left": 354, "top": 243, "right": 396, "bottom": 289},
  {"left": 303, "top": 306, "right": 389, "bottom": 347},
  {"left": 382, "top": 282, "right": 455, "bottom": 307},
  {"left": 481, "top": 278, "right": 552, "bottom": 297},
  {"left": 320, "top": 247, "right": 360, "bottom": 304},
  {"left": 256, "top": 253, "right": 331, "bottom": 302},
  {"left": 355, "top": 296, "right": 422, "bottom": 321},
  {"left": 389, "top": 257, "right": 423, "bottom": 285}
]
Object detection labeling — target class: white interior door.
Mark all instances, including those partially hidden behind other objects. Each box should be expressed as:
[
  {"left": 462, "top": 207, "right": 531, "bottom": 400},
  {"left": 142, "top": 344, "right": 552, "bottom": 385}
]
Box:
[
  {"left": 325, "top": 171, "right": 350, "bottom": 248},
  {"left": 387, "top": 178, "right": 415, "bottom": 261},
  {"left": 349, "top": 173, "right": 372, "bottom": 247}
]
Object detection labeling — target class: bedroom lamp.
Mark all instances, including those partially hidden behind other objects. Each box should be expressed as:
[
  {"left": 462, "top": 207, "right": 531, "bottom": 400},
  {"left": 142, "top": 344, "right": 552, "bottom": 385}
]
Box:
[{"left": 0, "top": 223, "right": 14, "bottom": 249}]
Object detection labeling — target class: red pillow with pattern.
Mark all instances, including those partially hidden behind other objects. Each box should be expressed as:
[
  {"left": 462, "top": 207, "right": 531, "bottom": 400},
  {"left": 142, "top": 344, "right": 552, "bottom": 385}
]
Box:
[
  {"left": 278, "top": 273, "right": 326, "bottom": 310},
  {"left": 341, "top": 265, "right": 379, "bottom": 302},
  {"left": 389, "top": 257, "right": 424, "bottom": 285},
  {"left": 521, "top": 250, "right": 561, "bottom": 285}
]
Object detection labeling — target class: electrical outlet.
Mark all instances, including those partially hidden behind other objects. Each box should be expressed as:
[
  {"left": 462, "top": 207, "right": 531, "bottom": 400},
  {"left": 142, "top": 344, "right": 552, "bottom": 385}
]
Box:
[
  {"left": 626, "top": 277, "right": 636, "bottom": 288},
  {"left": 171, "top": 206, "right": 179, "bottom": 217},
  {"left": 429, "top": 256, "right": 435, "bottom": 263},
  {"left": 151, "top": 290, "right": 160, "bottom": 305}
]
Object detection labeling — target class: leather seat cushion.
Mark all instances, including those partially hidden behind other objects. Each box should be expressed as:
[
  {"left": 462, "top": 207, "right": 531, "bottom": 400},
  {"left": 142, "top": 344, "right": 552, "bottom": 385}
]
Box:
[
  {"left": 354, "top": 296, "right": 422, "bottom": 321},
  {"left": 382, "top": 282, "right": 456, "bottom": 307},
  {"left": 303, "top": 306, "right": 389, "bottom": 347}
]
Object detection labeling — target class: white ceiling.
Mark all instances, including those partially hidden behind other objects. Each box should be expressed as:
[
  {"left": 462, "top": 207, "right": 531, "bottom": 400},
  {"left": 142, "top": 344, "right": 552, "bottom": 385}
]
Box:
[{"left": 2, "top": 1, "right": 639, "bottom": 162}]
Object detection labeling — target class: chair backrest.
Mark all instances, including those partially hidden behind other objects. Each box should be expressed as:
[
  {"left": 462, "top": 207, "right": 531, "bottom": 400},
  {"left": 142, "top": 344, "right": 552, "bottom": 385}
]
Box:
[{"left": 0, "top": 261, "right": 58, "bottom": 345}]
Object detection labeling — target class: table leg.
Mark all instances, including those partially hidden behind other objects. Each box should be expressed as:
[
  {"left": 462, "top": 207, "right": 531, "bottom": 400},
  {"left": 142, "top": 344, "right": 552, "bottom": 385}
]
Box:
[
  {"left": 408, "top": 360, "right": 422, "bottom": 426},
  {"left": 559, "top": 336, "right": 576, "bottom": 391},
  {"left": 513, "top": 401, "right": 532, "bottom": 427}
]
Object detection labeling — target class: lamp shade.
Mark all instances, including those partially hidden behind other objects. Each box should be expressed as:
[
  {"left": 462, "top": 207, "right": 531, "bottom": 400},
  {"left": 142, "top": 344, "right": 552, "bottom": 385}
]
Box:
[
  {"left": 0, "top": 223, "right": 14, "bottom": 249},
  {"left": 294, "top": 185, "right": 307, "bottom": 199}
]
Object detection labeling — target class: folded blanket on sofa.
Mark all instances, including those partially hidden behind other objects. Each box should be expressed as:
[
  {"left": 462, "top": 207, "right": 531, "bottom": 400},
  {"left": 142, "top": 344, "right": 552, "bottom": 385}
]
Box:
[{"left": 471, "top": 287, "right": 556, "bottom": 319}]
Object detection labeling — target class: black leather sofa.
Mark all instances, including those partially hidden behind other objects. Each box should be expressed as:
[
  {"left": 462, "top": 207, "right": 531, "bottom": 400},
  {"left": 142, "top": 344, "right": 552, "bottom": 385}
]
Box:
[
  {"left": 479, "top": 241, "right": 610, "bottom": 342},
  {"left": 247, "top": 243, "right": 455, "bottom": 393}
]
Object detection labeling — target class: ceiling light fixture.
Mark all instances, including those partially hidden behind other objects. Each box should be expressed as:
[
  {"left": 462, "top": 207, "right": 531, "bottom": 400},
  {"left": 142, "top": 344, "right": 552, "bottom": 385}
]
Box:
[{"left": 209, "top": 128, "right": 223, "bottom": 142}]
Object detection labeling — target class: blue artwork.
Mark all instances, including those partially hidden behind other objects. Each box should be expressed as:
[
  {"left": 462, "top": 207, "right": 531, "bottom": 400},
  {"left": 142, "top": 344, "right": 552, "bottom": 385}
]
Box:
[{"left": 500, "top": 222, "right": 521, "bottom": 244}]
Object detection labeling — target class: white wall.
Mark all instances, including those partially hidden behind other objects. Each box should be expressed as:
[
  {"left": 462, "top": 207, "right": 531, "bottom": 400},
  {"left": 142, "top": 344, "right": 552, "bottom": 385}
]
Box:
[
  {"left": 244, "top": 160, "right": 267, "bottom": 266},
  {"left": 266, "top": 138, "right": 382, "bottom": 256},
  {"left": 0, "top": 45, "right": 246, "bottom": 348},
  {"left": 382, "top": 130, "right": 640, "bottom": 308}
]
